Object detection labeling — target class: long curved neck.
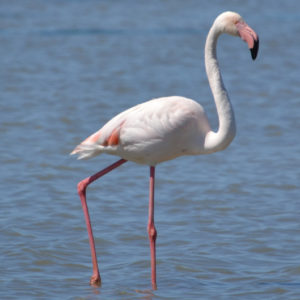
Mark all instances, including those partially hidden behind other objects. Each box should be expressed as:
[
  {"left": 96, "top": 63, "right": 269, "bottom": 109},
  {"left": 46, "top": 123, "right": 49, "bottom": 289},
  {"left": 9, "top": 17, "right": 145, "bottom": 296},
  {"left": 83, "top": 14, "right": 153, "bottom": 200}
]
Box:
[{"left": 204, "top": 25, "right": 236, "bottom": 153}]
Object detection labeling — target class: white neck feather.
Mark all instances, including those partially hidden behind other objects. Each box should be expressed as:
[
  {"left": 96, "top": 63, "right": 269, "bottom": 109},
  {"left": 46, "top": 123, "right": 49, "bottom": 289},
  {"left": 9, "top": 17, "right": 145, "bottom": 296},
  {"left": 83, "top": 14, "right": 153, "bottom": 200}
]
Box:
[{"left": 204, "top": 25, "right": 236, "bottom": 153}]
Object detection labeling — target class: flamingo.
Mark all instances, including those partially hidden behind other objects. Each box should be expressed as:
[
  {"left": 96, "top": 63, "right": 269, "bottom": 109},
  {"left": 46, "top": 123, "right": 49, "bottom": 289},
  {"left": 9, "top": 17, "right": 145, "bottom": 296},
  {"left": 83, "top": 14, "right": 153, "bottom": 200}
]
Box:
[{"left": 71, "top": 11, "right": 259, "bottom": 290}]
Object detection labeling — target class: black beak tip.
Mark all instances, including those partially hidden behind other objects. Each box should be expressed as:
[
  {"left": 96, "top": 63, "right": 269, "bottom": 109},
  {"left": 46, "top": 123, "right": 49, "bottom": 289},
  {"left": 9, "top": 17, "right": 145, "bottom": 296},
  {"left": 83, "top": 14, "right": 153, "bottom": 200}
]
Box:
[{"left": 250, "top": 38, "right": 259, "bottom": 60}]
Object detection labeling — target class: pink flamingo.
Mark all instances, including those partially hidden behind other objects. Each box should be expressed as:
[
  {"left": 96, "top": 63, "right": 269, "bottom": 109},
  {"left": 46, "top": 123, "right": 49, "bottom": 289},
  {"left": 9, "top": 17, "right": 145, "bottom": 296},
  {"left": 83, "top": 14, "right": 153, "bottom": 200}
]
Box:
[{"left": 71, "top": 11, "right": 259, "bottom": 290}]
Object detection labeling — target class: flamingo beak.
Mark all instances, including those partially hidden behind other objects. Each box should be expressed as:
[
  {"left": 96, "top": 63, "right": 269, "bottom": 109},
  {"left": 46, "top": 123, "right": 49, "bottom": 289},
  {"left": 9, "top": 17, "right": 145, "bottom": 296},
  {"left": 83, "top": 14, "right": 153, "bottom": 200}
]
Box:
[{"left": 236, "top": 21, "right": 259, "bottom": 60}]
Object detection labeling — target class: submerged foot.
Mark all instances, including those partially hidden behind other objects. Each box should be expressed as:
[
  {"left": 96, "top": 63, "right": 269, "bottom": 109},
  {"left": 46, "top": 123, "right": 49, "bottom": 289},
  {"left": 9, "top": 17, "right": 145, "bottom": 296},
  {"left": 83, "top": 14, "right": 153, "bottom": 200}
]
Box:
[{"left": 90, "top": 274, "right": 101, "bottom": 287}]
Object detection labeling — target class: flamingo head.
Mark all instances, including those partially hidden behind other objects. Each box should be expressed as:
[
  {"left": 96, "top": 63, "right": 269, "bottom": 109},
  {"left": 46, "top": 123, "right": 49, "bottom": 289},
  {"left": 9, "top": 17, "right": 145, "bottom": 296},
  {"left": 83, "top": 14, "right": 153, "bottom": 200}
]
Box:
[{"left": 215, "top": 11, "right": 259, "bottom": 60}]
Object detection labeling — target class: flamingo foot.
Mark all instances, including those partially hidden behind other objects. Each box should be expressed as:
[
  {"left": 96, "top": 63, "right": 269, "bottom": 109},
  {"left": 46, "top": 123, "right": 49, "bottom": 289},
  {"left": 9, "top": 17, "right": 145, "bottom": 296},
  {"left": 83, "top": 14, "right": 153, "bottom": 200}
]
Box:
[{"left": 90, "top": 274, "right": 101, "bottom": 287}]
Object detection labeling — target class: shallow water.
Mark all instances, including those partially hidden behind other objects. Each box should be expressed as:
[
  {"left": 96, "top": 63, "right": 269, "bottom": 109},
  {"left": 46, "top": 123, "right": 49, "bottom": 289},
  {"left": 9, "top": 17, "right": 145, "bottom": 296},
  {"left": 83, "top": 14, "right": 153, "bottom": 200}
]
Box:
[{"left": 1, "top": 0, "right": 300, "bottom": 299}]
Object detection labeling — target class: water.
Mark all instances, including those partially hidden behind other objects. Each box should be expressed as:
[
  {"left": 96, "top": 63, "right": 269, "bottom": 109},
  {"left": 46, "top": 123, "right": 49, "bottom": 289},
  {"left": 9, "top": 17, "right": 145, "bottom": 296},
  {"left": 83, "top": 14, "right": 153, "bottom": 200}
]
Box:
[{"left": 1, "top": 0, "right": 300, "bottom": 299}]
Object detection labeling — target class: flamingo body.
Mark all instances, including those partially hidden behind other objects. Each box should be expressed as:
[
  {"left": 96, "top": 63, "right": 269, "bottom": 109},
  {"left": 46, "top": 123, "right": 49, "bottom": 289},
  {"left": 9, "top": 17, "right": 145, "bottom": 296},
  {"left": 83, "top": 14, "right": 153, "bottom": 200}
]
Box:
[
  {"left": 72, "top": 96, "right": 212, "bottom": 165},
  {"left": 71, "top": 11, "right": 259, "bottom": 290}
]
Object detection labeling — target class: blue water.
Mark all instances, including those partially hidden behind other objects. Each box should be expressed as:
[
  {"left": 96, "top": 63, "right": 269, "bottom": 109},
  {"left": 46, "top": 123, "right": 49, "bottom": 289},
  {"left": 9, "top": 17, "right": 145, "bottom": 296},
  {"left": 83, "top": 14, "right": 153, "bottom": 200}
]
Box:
[{"left": 1, "top": 0, "right": 300, "bottom": 299}]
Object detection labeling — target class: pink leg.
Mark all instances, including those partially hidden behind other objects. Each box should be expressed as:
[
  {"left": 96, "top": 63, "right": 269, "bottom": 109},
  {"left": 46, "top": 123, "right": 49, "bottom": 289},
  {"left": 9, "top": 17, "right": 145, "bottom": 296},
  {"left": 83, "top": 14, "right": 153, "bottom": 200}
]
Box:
[
  {"left": 147, "top": 166, "right": 157, "bottom": 290},
  {"left": 77, "top": 158, "right": 127, "bottom": 287}
]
